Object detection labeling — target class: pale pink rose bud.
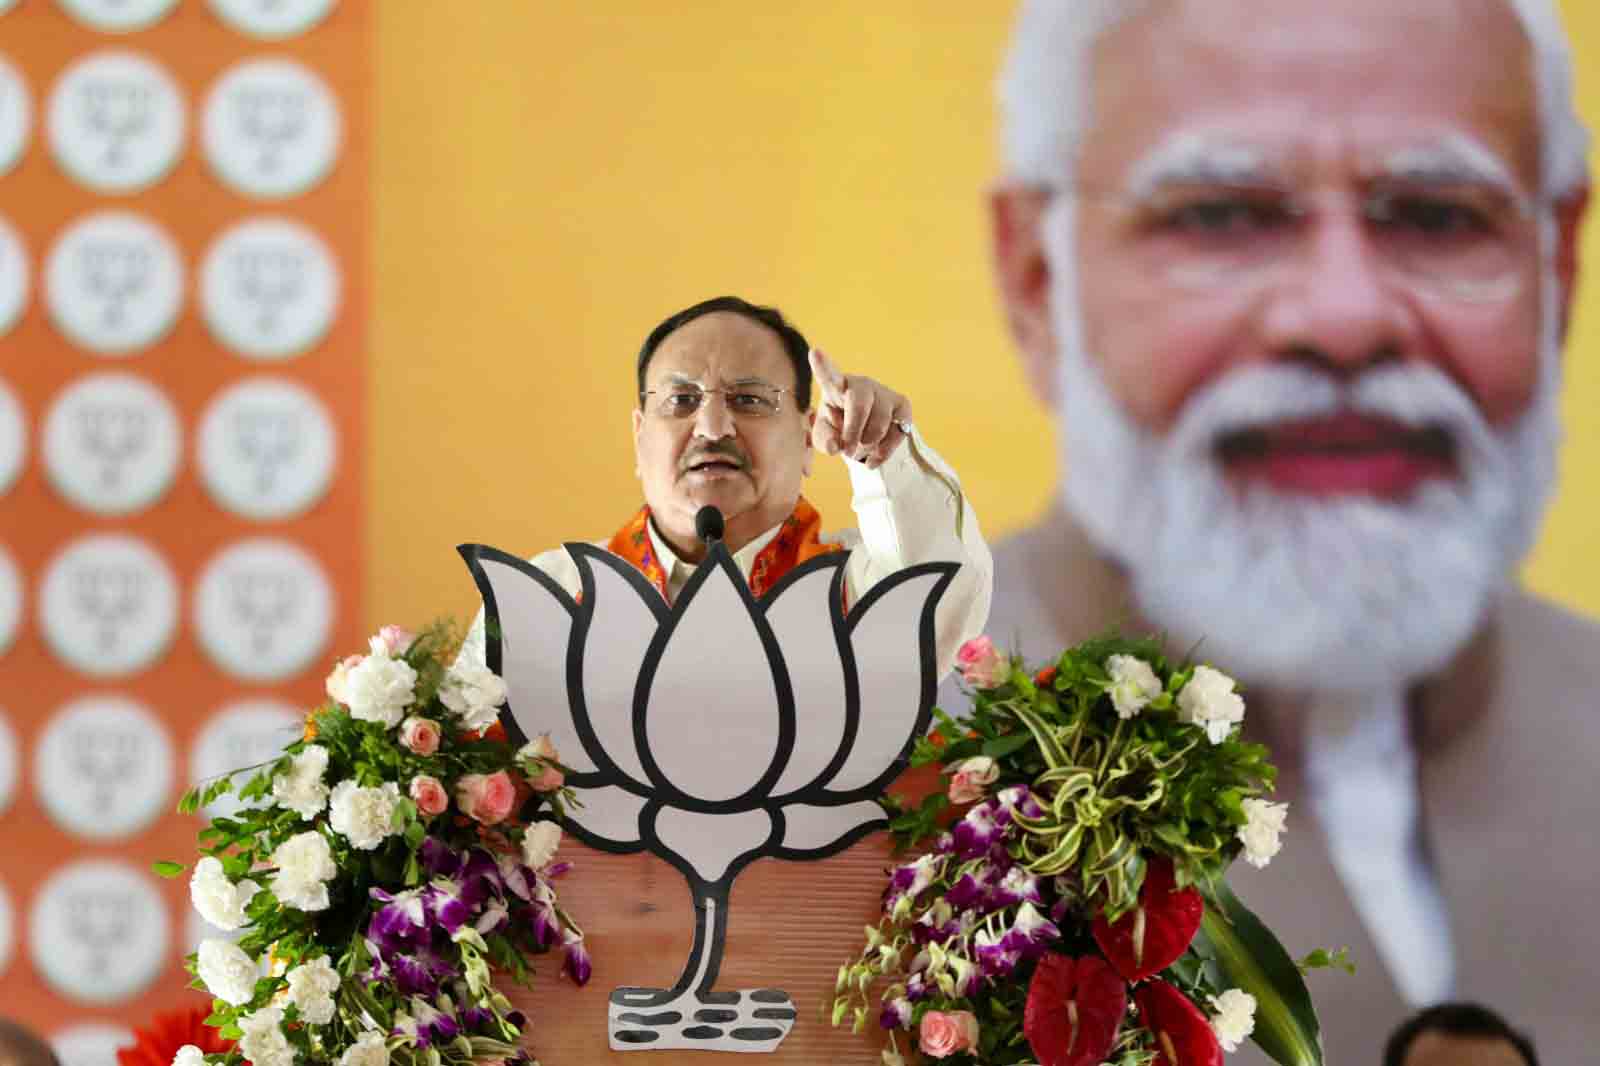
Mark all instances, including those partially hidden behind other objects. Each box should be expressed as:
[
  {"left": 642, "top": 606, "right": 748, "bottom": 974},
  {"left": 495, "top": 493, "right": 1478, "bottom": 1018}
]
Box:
[
  {"left": 399, "top": 716, "right": 442, "bottom": 756},
  {"left": 409, "top": 774, "right": 449, "bottom": 817},
  {"left": 521, "top": 734, "right": 558, "bottom": 762},
  {"left": 955, "top": 636, "right": 1009, "bottom": 688},
  {"left": 918, "top": 1010, "right": 979, "bottom": 1058},
  {"left": 371, "top": 624, "right": 416, "bottom": 658},
  {"left": 325, "top": 654, "right": 362, "bottom": 705},
  {"left": 519, "top": 734, "right": 564, "bottom": 791},
  {"left": 530, "top": 763, "right": 565, "bottom": 792},
  {"left": 455, "top": 770, "right": 517, "bottom": 825},
  {"left": 947, "top": 755, "right": 999, "bottom": 804}
]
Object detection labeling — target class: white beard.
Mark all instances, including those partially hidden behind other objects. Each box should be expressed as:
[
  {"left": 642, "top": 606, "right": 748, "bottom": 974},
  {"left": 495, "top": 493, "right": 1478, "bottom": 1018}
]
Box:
[{"left": 1047, "top": 201, "right": 1563, "bottom": 691}]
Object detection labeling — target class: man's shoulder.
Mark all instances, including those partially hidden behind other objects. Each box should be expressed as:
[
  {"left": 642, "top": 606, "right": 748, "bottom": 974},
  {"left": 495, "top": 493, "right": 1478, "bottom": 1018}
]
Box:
[{"left": 1494, "top": 586, "right": 1600, "bottom": 686}]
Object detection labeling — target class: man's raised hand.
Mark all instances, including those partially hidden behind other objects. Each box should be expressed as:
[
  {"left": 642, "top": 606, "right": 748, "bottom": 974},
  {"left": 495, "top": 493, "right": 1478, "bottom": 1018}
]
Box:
[{"left": 808, "top": 347, "right": 912, "bottom": 470}]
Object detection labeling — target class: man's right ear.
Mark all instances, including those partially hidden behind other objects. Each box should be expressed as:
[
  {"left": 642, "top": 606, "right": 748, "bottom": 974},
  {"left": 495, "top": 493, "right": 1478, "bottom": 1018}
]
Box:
[{"left": 990, "top": 182, "right": 1060, "bottom": 410}]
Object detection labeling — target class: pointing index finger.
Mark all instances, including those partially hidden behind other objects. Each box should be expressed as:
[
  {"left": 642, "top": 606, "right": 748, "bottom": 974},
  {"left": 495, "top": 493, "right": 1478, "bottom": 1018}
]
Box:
[{"left": 808, "top": 347, "right": 847, "bottom": 403}]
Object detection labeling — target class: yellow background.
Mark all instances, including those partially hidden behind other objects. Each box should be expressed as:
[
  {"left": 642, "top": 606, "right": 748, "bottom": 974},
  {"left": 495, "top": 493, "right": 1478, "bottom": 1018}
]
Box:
[{"left": 371, "top": 3, "right": 1600, "bottom": 631}]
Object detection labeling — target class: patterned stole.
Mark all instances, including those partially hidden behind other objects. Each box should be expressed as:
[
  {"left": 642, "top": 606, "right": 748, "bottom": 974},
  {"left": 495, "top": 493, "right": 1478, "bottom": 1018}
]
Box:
[{"left": 606, "top": 497, "right": 845, "bottom": 601}]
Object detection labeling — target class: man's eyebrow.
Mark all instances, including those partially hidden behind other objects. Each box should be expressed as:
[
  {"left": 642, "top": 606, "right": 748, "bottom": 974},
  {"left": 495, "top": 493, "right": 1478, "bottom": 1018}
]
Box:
[
  {"left": 1124, "top": 134, "right": 1279, "bottom": 199},
  {"left": 1372, "top": 135, "right": 1525, "bottom": 198}
]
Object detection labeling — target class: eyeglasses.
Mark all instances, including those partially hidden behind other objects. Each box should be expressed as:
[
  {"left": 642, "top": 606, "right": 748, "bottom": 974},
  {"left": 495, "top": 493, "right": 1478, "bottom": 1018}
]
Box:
[
  {"left": 1064, "top": 179, "right": 1541, "bottom": 303},
  {"left": 639, "top": 381, "right": 795, "bottom": 420}
]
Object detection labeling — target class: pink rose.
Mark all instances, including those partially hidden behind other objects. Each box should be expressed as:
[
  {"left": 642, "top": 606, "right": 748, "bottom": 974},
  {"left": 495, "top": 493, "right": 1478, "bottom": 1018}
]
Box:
[
  {"left": 409, "top": 774, "right": 449, "bottom": 817},
  {"left": 399, "top": 716, "right": 442, "bottom": 756},
  {"left": 375, "top": 624, "right": 416, "bottom": 657},
  {"left": 520, "top": 734, "right": 565, "bottom": 792},
  {"left": 919, "top": 1010, "right": 979, "bottom": 1059},
  {"left": 956, "top": 636, "right": 1009, "bottom": 688},
  {"left": 947, "top": 755, "right": 999, "bottom": 804},
  {"left": 456, "top": 770, "right": 517, "bottom": 825},
  {"left": 325, "top": 654, "right": 362, "bottom": 705}
]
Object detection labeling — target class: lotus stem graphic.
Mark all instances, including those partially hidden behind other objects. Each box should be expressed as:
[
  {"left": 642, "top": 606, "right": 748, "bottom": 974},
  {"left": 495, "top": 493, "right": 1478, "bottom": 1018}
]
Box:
[{"left": 462, "top": 542, "right": 955, "bottom": 1053}]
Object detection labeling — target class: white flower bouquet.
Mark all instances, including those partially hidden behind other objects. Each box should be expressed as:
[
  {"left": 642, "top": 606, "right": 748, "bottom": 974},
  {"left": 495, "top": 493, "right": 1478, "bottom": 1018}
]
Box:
[
  {"left": 833, "top": 634, "right": 1348, "bottom": 1066},
  {"left": 158, "top": 623, "right": 589, "bottom": 1066}
]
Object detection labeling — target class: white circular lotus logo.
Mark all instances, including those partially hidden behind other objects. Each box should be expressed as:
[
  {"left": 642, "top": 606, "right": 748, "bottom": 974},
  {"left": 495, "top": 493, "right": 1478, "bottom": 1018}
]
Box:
[
  {"left": 202, "top": 217, "right": 340, "bottom": 359},
  {"left": 51, "top": 1027, "right": 138, "bottom": 1066},
  {"left": 57, "top": 0, "right": 180, "bottom": 32},
  {"left": 194, "top": 537, "right": 333, "bottom": 681},
  {"left": 0, "top": 54, "right": 30, "bottom": 178},
  {"left": 198, "top": 376, "right": 337, "bottom": 518},
  {"left": 203, "top": 58, "right": 340, "bottom": 199},
  {"left": 30, "top": 860, "right": 169, "bottom": 1004},
  {"left": 0, "top": 213, "right": 30, "bottom": 338},
  {"left": 0, "top": 376, "right": 24, "bottom": 497},
  {"left": 0, "top": 544, "right": 21, "bottom": 659},
  {"left": 44, "top": 372, "right": 182, "bottom": 515},
  {"left": 48, "top": 51, "right": 185, "bottom": 193},
  {"left": 190, "top": 698, "right": 302, "bottom": 818},
  {"left": 209, "top": 0, "right": 336, "bottom": 39},
  {"left": 35, "top": 694, "right": 174, "bottom": 840},
  {"left": 39, "top": 533, "right": 179, "bottom": 676},
  {"left": 47, "top": 211, "right": 185, "bottom": 355},
  {"left": 0, "top": 708, "right": 17, "bottom": 816}
]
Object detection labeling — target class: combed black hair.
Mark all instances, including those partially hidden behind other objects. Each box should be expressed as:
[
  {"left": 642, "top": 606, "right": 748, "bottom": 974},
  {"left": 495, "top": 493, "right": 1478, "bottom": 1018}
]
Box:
[
  {"left": 636, "top": 296, "right": 812, "bottom": 410},
  {"left": 1384, "top": 1003, "right": 1537, "bottom": 1066}
]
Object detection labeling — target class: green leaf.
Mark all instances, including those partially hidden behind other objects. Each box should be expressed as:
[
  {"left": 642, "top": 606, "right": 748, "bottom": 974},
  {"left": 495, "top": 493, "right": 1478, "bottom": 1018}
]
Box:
[
  {"left": 177, "top": 787, "right": 202, "bottom": 815},
  {"left": 1196, "top": 878, "right": 1324, "bottom": 1066},
  {"left": 1297, "top": 947, "right": 1356, "bottom": 976},
  {"left": 152, "top": 860, "right": 186, "bottom": 879},
  {"left": 981, "top": 732, "right": 1035, "bottom": 759}
]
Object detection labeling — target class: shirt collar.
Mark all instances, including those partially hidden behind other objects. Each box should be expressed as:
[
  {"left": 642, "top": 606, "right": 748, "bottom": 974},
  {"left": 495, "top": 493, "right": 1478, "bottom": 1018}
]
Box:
[{"left": 646, "top": 514, "right": 787, "bottom": 584}]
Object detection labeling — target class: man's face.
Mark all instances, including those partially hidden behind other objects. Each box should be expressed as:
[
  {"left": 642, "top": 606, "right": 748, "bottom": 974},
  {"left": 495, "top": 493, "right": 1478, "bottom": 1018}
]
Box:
[
  {"left": 1403, "top": 1031, "right": 1528, "bottom": 1066},
  {"left": 1073, "top": 0, "right": 1546, "bottom": 485},
  {"left": 632, "top": 312, "right": 812, "bottom": 552},
  {"left": 991, "top": 0, "right": 1582, "bottom": 687}
]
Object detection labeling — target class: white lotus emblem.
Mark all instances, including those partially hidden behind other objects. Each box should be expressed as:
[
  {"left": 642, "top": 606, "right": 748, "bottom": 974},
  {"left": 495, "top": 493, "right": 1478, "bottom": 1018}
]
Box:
[{"left": 462, "top": 542, "right": 955, "bottom": 1053}]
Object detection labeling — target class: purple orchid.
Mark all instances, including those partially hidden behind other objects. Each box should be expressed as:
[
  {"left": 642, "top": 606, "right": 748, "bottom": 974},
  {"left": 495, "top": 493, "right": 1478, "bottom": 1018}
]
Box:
[
  {"left": 992, "top": 866, "right": 1043, "bottom": 909},
  {"left": 368, "top": 888, "right": 429, "bottom": 955},
  {"left": 951, "top": 804, "right": 1004, "bottom": 859},
  {"left": 905, "top": 971, "right": 932, "bottom": 1002},
  {"left": 944, "top": 869, "right": 991, "bottom": 912},
  {"left": 418, "top": 837, "right": 463, "bottom": 878},
  {"left": 474, "top": 899, "right": 510, "bottom": 935},
  {"left": 1001, "top": 901, "right": 1062, "bottom": 959},
  {"left": 974, "top": 926, "right": 1021, "bottom": 979},
  {"left": 880, "top": 997, "right": 912, "bottom": 1030},
  {"left": 995, "top": 785, "right": 1044, "bottom": 820},
  {"left": 561, "top": 928, "right": 592, "bottom": 985},
  {"left": 424, "top": 880, "right": 472, "bottom": 934},
  {"left": 529, "top": 902, "right": 562, "bottom": 949}
]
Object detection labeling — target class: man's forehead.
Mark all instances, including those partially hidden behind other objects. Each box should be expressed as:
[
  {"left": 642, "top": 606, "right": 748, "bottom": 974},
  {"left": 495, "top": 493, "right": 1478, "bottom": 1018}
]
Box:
[
  {"left": 1080, "top": 0, "right": 1539, "bottom": 191},
  {"left": 646, "top": 313, "right": 793, "bottom": 383}
]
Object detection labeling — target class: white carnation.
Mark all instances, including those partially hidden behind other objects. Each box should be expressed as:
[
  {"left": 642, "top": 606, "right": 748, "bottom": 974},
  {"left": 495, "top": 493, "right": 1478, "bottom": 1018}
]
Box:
[
  {"left": 197, "top": 937, "right": 259, "bottom": 1006},
  {"left": 238, "top": 1007, "right": 294, "bottom": 1066},
  {"left": 1177, "top": 665, "right": 1245, "bottom": 744},
  {"left": 1209, "top": 988, "right": 1257, "bottom": 1052},
  {"left": 438, "top": 660, "right": 509, "bottom": 733},
  {"left": 343, "top": 653, "right": 418, "bottom": 728},
  {"left": 329, "top": 780, "right": 401, "bottom": 851},
  {"left": 272, "top": 745, "right": 330, "bottom": 819},
  {"left": 190, "top": 856, "right": 259, "bottom": 931},
  {"left": 286, "top": 955, "right": 340, "bottom": 1026},
  {"left": 339, "top": 1031, "right": 389, "bottom": 1066},
  {"left": 521, "top": 820, "right": 562, "bottom": 869},
  {"left": 1105, "top": 654, "right": 1162, "bottom": 719},
  {"left": 1238, "top": 798, "right": 1289, "bottom": 869},
  {"left": 271, "top": 830, "right": 338, "bottom": 911},
  {"left": 172, "top": 1046, "right": 206, "bottom": 1066}
]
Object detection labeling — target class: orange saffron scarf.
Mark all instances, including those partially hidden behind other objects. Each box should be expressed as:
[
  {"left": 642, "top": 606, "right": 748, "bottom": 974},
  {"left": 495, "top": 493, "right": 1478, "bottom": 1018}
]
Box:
[{"left": 606, "top": 497, "right": 845, "bottom": 601}]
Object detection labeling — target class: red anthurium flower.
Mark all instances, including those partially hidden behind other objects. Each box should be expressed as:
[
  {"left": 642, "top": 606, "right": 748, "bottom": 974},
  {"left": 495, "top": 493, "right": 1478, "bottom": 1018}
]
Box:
[
  {"left": 1023, "top": 953, "right": 1129, "bottom": 1066},
  {"left": 1134, "top": 980, "right": 1223, "bottom": 1066},
  {"left": 1091, "top": 857, "right": 1204, "bottom": 982},
  {"left": 117, "top": 1005, "right": 234, "bottom": 1066}
]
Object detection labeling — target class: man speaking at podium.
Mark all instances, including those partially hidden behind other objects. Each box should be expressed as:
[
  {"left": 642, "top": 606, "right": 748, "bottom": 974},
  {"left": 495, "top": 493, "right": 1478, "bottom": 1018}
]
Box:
[{"left": 460, "top": 295, "right": 992, "bottom": 677}]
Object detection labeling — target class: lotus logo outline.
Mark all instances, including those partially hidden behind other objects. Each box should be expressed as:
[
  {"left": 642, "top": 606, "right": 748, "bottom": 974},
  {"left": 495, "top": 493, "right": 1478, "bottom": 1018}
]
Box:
[{"left": 460, "top": 541, "right": 956, "bottom": 1052}]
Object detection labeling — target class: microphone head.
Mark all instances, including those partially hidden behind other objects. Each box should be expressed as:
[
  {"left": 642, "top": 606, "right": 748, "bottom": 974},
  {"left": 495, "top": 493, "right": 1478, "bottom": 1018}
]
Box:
[{"left": 694, "top": 505, "right": 725, "bottom": 546}]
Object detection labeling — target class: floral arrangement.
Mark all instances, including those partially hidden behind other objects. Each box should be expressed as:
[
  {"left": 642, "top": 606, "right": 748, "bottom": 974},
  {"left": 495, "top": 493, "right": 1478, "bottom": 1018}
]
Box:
[
  {"left": 833, "top": 634, "right": 1346, "bottom": 1066},
  {"left": 156, "top": 623, "right": 589, "bottom": 1066},
  {"left": 118, "top": 1007, "right": 235, "bottom": 1066}
]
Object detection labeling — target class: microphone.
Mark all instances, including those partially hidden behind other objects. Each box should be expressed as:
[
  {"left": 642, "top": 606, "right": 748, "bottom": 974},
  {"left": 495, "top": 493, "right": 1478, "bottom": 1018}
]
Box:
[{"left": 695, "top": 505, "right": 724, "bottom": 547}]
